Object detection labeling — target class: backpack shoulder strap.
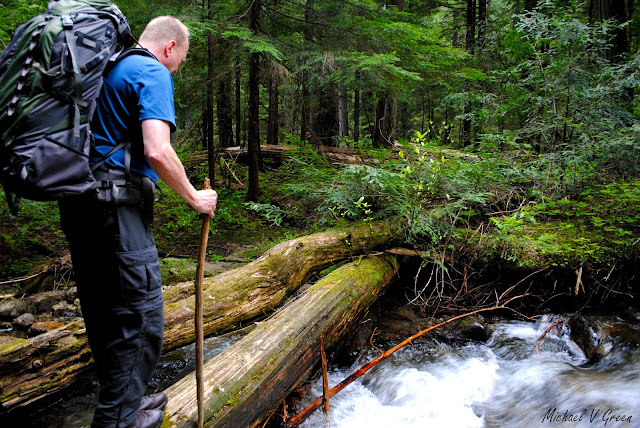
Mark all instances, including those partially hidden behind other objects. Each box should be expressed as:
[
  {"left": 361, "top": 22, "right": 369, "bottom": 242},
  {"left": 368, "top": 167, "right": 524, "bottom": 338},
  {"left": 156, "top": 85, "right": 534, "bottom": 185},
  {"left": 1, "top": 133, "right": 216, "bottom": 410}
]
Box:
[{"left": 106, "top": 47, "right": 157, "bottom": 72}]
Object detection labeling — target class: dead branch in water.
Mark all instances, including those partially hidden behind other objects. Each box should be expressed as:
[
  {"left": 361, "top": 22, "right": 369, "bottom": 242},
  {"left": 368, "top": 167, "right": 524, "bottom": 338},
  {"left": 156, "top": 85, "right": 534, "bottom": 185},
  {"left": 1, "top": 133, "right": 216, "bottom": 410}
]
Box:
[
  {"left": 535, "top": 317, "right": 566, "bottom": 353},
  {"left": 284, "top": 290, "right": 530, "bottom": 428}
]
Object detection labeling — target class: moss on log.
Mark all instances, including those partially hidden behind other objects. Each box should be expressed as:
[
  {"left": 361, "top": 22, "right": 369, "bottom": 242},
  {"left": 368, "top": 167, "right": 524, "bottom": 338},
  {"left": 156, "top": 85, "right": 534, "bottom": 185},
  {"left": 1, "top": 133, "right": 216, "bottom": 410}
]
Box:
[
  {"left": 163, "top": 253, "right": 399, "bottom": 428},
  {"left": 0, "top": 222, "right": 398, "bottom": 411},
  {"left": 0, "top": 320, "right": 91, "bottom": 410},
  {"left": 162, "top": 221, "right": 398, "bottom": 351}
]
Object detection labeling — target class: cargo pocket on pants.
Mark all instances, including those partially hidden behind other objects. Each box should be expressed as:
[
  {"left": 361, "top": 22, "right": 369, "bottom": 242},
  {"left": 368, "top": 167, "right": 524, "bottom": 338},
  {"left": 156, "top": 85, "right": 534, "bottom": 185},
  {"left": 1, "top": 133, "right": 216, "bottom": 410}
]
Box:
[{"left": 117, "top": 246, "right": 162, "bottom": 302}]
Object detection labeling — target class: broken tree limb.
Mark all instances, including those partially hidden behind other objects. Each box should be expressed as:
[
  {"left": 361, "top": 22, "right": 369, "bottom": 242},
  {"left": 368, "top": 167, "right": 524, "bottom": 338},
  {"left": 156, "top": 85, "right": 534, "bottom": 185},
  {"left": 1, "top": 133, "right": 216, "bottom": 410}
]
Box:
[
  {"left": 163, "top": 254, "right": 399, "bottom": 428},
  {"left": 0, "top": 222, "right": 399, "bottom": 411}
]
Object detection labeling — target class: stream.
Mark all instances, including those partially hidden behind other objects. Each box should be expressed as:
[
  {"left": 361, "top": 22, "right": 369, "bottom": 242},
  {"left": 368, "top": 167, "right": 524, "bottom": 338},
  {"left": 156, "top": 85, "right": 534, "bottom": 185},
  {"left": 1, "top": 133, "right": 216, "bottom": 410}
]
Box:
[
  {"left": 4, "top": 313, "right": 640, "bottom": 427},
  {"left": 296, "top": 314, "right": 640, "bottom": 428}
]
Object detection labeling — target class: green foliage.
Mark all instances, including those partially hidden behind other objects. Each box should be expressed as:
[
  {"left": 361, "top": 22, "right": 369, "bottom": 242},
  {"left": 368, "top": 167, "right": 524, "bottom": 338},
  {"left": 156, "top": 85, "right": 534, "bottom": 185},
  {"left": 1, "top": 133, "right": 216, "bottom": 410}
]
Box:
[
  {"left": 0, "top": 191, "right": 64, "bottom": 279},
  {"left": 0, "top": 0, "right": 47, "bottom": 47},
  {"left": 282, "top": 131, "right": 498, "bottom": 244},
  {"left": 486, "top": 180, "right": 640, "bottom": 268},
  {"left": 244, "top": 202, "right": 291, "bottom": 227},
  {"left": 472, "top": 0, "right": 640, "bottom": 189},
  {"left": 221, "top": 25, "right": 284, "bottom": 60}
]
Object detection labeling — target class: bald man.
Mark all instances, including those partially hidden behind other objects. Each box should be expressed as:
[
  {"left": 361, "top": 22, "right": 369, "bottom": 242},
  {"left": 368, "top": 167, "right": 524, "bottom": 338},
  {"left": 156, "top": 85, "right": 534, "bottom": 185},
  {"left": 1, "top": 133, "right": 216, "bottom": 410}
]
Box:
[{"left": 59, "top": 16, "right": 217, "bottom": 428}]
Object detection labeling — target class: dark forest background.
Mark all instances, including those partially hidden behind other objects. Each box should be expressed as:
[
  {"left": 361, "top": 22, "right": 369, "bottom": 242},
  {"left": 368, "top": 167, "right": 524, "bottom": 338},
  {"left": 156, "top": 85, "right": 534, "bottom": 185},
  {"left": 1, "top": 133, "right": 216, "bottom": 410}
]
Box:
[{"left": 1, "top": 0, "right": 639, "bottom": 292}]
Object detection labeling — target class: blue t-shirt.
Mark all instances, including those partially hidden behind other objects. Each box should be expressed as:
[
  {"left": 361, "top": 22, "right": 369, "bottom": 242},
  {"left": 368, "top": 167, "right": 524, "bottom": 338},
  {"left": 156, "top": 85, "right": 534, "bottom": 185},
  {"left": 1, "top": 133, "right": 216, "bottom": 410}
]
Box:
[{"left": 91, "top": 53, "right": 176, "bottom": 182}]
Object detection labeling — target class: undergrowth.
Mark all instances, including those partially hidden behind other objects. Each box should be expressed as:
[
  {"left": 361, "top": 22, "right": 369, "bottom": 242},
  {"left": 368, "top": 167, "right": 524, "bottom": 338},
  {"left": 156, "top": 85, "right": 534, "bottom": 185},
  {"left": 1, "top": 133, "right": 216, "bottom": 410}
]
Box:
[{"left": 1, "top": 131, "right": 638, "bottom": 299}]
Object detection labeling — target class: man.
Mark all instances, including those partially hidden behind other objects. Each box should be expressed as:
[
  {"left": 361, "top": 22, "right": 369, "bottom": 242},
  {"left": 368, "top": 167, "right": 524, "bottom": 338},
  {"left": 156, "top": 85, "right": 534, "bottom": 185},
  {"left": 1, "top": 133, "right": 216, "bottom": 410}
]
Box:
[{"left": 59, "top": 16, "right": 217, "bottom": 428}]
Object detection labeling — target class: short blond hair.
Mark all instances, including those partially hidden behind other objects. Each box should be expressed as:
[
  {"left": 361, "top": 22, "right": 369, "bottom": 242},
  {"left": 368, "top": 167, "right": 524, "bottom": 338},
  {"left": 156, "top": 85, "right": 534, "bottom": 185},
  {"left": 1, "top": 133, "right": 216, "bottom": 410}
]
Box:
[{"left": 139, "top": 16, "right": 189, "bottom": 48}]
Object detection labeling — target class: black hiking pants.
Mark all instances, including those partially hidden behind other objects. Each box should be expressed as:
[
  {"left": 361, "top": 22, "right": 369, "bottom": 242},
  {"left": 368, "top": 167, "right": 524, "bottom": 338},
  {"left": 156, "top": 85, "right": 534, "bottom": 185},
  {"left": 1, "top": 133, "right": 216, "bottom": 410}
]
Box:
[{"left": 59, "top": 188, "right": 163, "bottom": 428}]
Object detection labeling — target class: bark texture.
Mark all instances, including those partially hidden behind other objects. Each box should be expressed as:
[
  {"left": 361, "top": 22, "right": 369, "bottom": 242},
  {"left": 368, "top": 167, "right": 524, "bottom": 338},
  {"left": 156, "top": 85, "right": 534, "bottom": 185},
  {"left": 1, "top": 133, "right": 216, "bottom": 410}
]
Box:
[
  {"left": 163, "top": 253, "right": 399, "bottom": 427},
  {"left": 0, "top": 320, "right": 91, "bottom": 410},
  {"left": 0, "top": 223, "right": 398, "bottom": 411},
  {"left": 161, "top": 221, "right": 399, "bottom": 351}
]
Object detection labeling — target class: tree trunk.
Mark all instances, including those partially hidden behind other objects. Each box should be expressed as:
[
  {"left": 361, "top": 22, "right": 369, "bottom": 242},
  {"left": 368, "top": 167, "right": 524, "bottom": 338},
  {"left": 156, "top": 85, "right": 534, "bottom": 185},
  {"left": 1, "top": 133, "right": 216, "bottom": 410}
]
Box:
[
  {"left": 338, "top": 84, "right": 348, "bottom": 138},
  {"left": 0, "top": 320, "right": 91, "bottom": 410},
  {"left": 462, "top": 103, "right": 472, "bottom": 147},
  {"left": 216, "top": 69, "right": 234, "bottom": 148},
  {"left": 0, "top": 223, "right": 399, "bottom": 411},
  {"left": 354, "top": 70, "right": 361, "bottom": 143},
  {"left": 247, "top": 0, "right": 261, "bottom": 202},
  {"left": 235, "top": 61, "right": 242, "bottom": 147},
  {"left": 478, "top": 0, "right": 486, "bottom": 48},
  {"left": 590, "top": 0, "right": 631, "bottom": 61},
  {"left": 188, "top": 145, "right": 379, "bottom": 166},
  {"left": 161, "top": 221, "right": 399, "bottom": 350},
  {"left": 163, "top": 254, "right": 399, "bottom": 428},
  {"left": 267, "top": 62, "right": 279, "bottom": 146},
  {"left": 300, "top": 0, "right": 314, "bottom": 143},
  {"left": 465, "top": 0, "right": 476, "bottom": 55},
  {"left": 391, "top": 0, "right": 405, "bottom": 11},
  {"left": 314, "top": 82, "right": 339, "bottom": 146},
  {"left": 463, "top": 0, "right": 476, "bottom": 147},
  {"left": 373, "top": 93, "right": 397, "bottom": 147}
]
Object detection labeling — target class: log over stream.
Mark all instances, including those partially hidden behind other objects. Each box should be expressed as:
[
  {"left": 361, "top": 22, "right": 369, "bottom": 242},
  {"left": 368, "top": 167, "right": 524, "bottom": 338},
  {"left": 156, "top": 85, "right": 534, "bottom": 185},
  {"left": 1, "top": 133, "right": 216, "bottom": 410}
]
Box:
[
  {"left": 0, "top": 222, "right": 399, "bottom": 411},
  {"left": 163, "top": 253, "right": 399, "bottom": 427}
]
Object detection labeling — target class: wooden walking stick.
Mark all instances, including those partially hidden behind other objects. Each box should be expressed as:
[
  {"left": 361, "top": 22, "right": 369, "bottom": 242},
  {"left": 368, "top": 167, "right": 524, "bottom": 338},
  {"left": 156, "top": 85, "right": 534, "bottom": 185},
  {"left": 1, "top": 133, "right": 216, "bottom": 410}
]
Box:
[{"left": 195, "top": 177, "right": 212, "bottom": 428}]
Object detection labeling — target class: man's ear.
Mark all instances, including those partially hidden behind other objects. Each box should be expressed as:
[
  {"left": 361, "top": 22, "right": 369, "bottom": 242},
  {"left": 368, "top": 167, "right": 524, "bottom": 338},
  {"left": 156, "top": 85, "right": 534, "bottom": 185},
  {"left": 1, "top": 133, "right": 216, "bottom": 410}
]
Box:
[{"left": 165, "top": 40, "right": 177, "bottom": 57}]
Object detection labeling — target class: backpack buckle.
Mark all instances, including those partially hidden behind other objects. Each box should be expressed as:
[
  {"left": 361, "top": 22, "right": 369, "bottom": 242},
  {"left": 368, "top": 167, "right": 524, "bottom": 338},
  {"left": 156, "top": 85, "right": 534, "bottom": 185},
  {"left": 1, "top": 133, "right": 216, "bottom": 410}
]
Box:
[{"left": 61, "top": 15, "right": 73, "bottom": 29}]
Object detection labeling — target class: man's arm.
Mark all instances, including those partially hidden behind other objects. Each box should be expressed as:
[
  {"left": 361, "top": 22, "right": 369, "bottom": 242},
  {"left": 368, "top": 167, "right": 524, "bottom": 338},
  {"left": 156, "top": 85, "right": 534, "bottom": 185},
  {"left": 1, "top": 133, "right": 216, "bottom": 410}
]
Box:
[{"left": 142, "top": 119, "right": 217, "bottom": 217}]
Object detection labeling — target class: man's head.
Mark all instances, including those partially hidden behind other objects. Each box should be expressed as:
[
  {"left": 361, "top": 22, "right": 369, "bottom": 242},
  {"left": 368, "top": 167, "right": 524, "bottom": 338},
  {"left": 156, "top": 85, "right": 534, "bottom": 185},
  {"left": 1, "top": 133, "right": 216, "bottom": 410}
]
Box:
[{"left": 139, "top": 16, "right": 190, "bottom": 75}]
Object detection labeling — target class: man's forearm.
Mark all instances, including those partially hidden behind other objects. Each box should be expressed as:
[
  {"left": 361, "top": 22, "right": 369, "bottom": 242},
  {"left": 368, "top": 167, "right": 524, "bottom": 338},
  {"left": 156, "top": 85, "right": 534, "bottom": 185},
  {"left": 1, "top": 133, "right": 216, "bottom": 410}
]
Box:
[
  {"left": 142, "top": 119, "right": 217, "bottom": 216},
  {"left": 147, "top": 144, "right": 199, "bottom": 207}
]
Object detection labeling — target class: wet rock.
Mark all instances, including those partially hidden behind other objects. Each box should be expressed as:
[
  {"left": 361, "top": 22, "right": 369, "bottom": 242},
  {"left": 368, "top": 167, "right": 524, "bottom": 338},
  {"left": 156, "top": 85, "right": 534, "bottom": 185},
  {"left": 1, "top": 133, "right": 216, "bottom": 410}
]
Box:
[
  {"left": 74, "top": 299, "right": 83, "bottom": 316},
  {"left": 0, "top": 297, "right": 28, "bottom": 319},
  {"left": 38, "top": 313, "right": 53, "bottom": 322},
  {"left": 52, "top": 301, "right": 79, "bottom": 318},
  {"left": 453, "top": 315, "right": 490, "bottom": 342},
  {"left": 568, "top": 315, "right": 601, "bottom": 362},
  {"left": 13, "top": 313, "right": 36, "bottom": 329},
  {"left": 373, "top": 304, "right": 434, "bottom": 343},
  {"left": 28, "top": 321, "right": 65, "bottom": 336},
  {"left": 30, "top": 290, "right": 68, "bottom": 314},
  {"left": 65, "top": 287, "right": 78, "bottom": 300},
  {"left": 0, "top": 320, "right": 13, "bottom": 330}
]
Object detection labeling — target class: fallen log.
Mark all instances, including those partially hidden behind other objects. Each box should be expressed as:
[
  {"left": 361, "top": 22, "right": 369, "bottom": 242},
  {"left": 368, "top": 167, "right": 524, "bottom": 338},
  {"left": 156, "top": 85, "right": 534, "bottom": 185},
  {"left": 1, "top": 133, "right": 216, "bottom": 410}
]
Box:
[
  {"left": 186, "top": 144, "right": 375, "bottom": 166},
  {"left": 0, "top": 222, "right": 399, "bottom": 411},
  {"left": 0, "top": 320, "right": 91, "bottom": 410},
  {"left": 162, "top": 221, "right": 399, "bottom": 350},
  {"left": 163, "top": 253, "right": 399, "bottom": 428}
]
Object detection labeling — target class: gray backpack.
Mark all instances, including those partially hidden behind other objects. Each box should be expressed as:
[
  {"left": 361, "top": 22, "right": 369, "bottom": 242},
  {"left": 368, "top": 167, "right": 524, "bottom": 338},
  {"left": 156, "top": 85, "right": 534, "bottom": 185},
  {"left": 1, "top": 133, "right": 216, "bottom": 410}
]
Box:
[{"left": 0, "top": 0, "right": 134, "bottom": 217}]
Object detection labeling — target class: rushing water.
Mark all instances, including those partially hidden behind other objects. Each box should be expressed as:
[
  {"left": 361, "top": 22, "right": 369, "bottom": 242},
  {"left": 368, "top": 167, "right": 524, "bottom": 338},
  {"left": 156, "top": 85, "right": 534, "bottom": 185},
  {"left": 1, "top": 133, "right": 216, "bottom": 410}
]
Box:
[
  {"left": 298, "top": 315, "right": 640, "bottom": 428},
  {"left": 4, "top": 314, "right": 639, "bottom": 427}
]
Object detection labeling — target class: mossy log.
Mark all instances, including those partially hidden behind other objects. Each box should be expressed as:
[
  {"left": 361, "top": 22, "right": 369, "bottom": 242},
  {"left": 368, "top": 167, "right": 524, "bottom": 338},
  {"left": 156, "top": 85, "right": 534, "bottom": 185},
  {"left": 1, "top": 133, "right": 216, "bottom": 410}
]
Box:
[
  {"left": 0, "top": 320, "right": 91, "bottom": 410},
  {"left": 162, "top": 221, "right": 399, "bottom": 351},
  {"left": 186, "top": 144, "right": 376, "bottom": 166},
  {"left": 163, "top": 253, "right": 399, "bottom": 428},
  {"left": 0, "top": 222, "right": 398, "bottom": 411}
]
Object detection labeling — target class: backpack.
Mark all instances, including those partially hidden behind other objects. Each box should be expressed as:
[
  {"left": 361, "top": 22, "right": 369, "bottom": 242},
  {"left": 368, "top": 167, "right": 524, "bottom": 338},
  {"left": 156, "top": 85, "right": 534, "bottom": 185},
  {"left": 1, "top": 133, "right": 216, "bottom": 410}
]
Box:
[{"left": 0, "top": 0, "right": 134, "bottom": 218}]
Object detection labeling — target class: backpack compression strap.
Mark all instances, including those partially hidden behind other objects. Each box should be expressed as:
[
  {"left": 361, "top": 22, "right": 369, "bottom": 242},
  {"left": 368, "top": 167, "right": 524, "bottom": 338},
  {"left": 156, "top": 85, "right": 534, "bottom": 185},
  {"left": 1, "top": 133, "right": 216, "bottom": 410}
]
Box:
[{"left": 3, "top": 184, "right": 21, "bottom": 221}]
